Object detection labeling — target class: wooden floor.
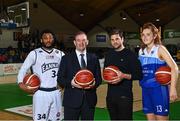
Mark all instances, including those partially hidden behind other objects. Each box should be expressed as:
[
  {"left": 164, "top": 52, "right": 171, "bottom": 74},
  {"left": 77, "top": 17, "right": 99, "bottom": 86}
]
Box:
[
  {"left": 0, "top": 75, "right": 17, "bottom": 84},
  {"left": 96, "top": 64, "right": 180, "bottom": 111},
  {"left": 0, "top": 111, "right": 30, "bottom": 120}
]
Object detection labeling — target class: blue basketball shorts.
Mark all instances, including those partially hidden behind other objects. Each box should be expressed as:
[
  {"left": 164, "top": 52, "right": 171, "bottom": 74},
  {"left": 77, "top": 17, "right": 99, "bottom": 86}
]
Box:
[{"left": 142, "top": 86, "right": 169, "bottom": 116}]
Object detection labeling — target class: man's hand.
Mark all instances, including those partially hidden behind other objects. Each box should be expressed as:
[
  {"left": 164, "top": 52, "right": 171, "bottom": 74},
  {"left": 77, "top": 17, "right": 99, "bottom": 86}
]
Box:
[
  {"left": 71, "top": 77, "right": 83, "bottom": 89},
  {"left": 84, "top": 78, "right": 95, "bottom": 89},
  {"left": 108, "top": 70, "right": 124, "bottom": 84},
  {"left": 18, "top": 82, "right": 37, "bottom": 94},
  {"left": 106, "top": 70, "right": 131, "bottom": 85}
]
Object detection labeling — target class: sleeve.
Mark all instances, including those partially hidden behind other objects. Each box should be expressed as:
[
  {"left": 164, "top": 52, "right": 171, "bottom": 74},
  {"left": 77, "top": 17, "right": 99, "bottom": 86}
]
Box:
[
  {"left": 103, "top": 52, "right": 109, "bottom": 68},
  {"left": 59, "top": 50, "right": 65, "bottom": 57},
  {"left": 61, "top": 51, "right": 65, "bottom": 56},
  {"left": 139, "top": 48, "right": 143, "bottom": 55},
  {"left": 57, "top": 55, "right": 72, "bottom": 88},
  {"left": 128, "top": 51, "right": 143, "bottom": 80},
  {"left": 17, "top": 51, "right": 36, "bottom": 84},
  {"left": 94, "top": 54, "right": 102, "bottom": 88}
]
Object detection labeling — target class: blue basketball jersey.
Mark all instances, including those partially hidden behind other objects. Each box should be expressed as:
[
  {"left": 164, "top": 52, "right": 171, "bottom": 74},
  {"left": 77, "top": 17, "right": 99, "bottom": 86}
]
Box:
[{"left": 139, "top": 45, "right": 167, "bottom": 88}]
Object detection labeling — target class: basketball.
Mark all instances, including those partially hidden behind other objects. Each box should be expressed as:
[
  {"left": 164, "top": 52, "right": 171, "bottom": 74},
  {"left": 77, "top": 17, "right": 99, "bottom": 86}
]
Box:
[
  {"left": 155, "top": 66, "right": 171, "bottom": 85},
  {"left": 74, "top": 69, "right": 94, "bottom": 87},
  {"left": 23, "top": 74, "right": 41, "bottom": 91},
  {"left": 103, "top": 65, "right": 119, "bottom": 82}
]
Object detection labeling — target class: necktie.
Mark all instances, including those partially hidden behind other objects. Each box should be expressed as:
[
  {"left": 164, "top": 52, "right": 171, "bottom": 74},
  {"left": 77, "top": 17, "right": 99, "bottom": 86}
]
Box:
[{"left": 80, "top": 54, "right": 86, "bottom": 69}]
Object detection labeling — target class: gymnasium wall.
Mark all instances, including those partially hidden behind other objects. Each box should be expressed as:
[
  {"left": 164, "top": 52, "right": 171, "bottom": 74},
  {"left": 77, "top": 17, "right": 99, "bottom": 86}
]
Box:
[
  {"left": 0, "top": 0, "right": 180, "bottom": 48},
  {"left": 87, "top": 11, "right": 140, "bottom": 47},
  {"left": 0, "top": 29, "right": 19, "bottom": 48}
]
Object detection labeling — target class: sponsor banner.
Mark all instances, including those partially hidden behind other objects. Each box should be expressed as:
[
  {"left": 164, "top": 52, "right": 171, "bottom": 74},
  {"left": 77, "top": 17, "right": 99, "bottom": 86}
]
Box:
[
  {"left": 3, "top": 63, "right": 22, "bottom": 75},
  {"left": 5, "top": 105, "right": 32, "bottom": 117},
  {"left": 0, "top": 22, "right": 17, "bottom": 29},
  {"left": 164, "top": 29, "right": 180, "bottom": 38},
  {"left": 0, "top": 63, "right": 22, "bottom": 75},
  {"left": 96, "top": 35, "right": 106, "bottom": 42}
]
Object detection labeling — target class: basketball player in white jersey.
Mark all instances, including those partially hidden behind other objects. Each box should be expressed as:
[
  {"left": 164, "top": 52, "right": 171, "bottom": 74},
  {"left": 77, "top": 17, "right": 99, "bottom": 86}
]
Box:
[{"left": 17, "top": 29, "right": 65, "bottom": 121}]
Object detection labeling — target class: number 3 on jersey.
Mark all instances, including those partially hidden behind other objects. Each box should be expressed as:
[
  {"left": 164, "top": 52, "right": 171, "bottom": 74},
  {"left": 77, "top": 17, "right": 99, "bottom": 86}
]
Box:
[{"left": 52, "top": 70, "right": 57, "bottom": 78}]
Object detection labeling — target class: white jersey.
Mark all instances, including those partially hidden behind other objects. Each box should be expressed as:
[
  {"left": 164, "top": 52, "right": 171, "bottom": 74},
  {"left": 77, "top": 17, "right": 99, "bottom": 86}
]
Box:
[{"left": 17, "top": 48, "right": 65, "bottom": 88}]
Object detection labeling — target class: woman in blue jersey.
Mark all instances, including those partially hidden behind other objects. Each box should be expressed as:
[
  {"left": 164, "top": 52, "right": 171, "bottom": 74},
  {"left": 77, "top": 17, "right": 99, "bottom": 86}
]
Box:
[{"left": 139, "top": 22, "right": 178, "bottom": 120}]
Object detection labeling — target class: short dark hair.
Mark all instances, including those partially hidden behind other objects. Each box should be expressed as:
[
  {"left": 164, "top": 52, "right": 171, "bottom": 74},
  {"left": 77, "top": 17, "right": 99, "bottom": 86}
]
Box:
[
  {"left": 40, "top": 29, "right": 55, "bottom": 39},
  {"left": 108, "top": 29, "right": 124, "bottom": 38}
]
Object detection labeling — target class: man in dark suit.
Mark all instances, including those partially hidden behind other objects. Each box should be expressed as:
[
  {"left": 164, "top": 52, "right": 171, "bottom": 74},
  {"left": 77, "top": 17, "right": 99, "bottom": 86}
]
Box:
[{"left": 57, "top": 31, "right": 102, "bottom": 120}]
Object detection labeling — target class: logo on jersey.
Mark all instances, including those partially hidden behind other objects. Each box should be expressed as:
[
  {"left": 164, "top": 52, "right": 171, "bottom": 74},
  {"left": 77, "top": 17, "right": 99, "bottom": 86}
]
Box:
[
  {"left": 55, "top": 50, "right": 59, "bottom": 54},
  {"left": 41, "top": 63, "right": 59, "bottom": 73},
  {"left": 165, "top": 109, "right": 168, "bottom": 112},
  {"left": 142, "top": 69, "right": 154, "bottom": 74},
  {"left": 46, "top": 55, "right": 54, "bottom": 59},
  {"left": 151, "top": 51, "right": 154, "bottom": 54}
]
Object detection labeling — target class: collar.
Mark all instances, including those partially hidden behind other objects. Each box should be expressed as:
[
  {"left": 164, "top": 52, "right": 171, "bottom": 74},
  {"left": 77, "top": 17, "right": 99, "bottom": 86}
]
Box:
[{"left": 75, "top": 49, "right": 87, "bottom": 56}]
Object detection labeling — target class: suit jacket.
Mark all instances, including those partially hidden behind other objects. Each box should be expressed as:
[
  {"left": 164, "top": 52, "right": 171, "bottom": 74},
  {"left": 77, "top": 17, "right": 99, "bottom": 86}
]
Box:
[{"left": 57, "top": 51, "right": 102, "bottom": 108}]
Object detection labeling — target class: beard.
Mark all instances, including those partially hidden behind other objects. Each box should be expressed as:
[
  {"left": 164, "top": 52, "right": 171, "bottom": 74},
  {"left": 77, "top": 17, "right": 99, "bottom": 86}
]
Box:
[
  {"left": 114, "top": 44, "right": 122, "bottom": 49},
  {"left": 113, "top": 44, "right": 125, "bottom": 51},
  {"left": 41, "top": 41, "right": 54, "bottom": 49}
]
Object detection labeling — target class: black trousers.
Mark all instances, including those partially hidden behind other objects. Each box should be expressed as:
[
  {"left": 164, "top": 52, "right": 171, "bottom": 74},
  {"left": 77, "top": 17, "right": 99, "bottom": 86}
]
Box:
[
  {"left": 64, "top": 96, "right": 95, "bottom": 120},
  {"left": 106, "top": 96, "right": 133, "bottom": 120}
]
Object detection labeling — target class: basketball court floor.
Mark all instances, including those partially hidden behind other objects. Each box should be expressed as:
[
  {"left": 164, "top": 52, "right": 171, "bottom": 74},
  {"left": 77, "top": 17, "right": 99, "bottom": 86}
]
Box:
[{"left": 0, "top": 65, "right": 180, "bottom": 120}]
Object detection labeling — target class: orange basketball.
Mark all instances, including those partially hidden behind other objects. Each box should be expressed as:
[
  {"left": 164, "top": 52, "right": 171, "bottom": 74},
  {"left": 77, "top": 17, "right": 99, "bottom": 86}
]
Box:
[
  {"left": 23, "top": 74, "right": 41, "bottom": 91},
  {"left": 74, "top": 69, "right": 94, "bottom": 87},
  {"left": 155, "top": 66, "right": 171, "bottom": 85},
  {"left": 103, "top": 65, "right": 119, "bottom": 82}
]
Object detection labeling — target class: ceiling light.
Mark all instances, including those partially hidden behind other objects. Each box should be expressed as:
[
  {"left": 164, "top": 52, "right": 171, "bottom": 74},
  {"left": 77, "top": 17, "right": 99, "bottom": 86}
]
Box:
[
  {"left": 156, "top": 18, "right": 160, "bottom": 21},
  {"left": 122, "top": 17, "right": 127, "bottom": 20},
  {"left": 120, "top": 12, "right": 127, "bottom": 20},
  {"left": 80, "top": 13, "right": 84, "bottom": 17},
  {"left": 79, "top": 11, "right": 84, "bottom": 17},
  {"left": 21, "top": 8, "right": 26, "bottom": 11}
]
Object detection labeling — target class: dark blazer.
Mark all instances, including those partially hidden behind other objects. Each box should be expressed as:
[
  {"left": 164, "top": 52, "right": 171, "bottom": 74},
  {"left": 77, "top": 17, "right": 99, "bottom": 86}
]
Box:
[{"left": 57, "top": 51, "right": 102, "bottom": 108}]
